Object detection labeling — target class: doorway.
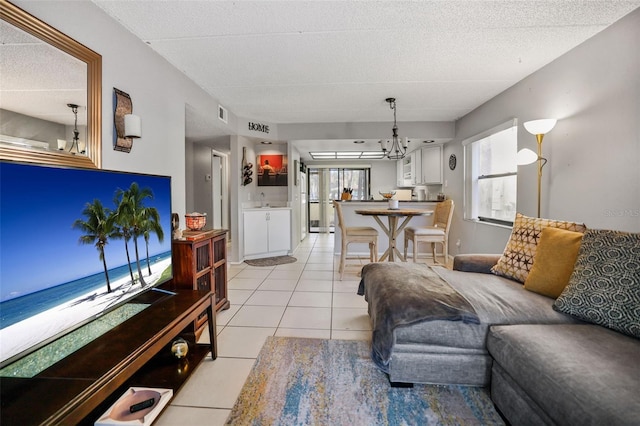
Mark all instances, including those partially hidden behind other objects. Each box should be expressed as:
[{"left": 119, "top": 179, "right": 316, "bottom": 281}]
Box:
[
  {"left": 211, "top": 150, "right": 229, "bottom": 231},
  {"left": 308, "top": 167, "right": 370, "bottom": 233}
]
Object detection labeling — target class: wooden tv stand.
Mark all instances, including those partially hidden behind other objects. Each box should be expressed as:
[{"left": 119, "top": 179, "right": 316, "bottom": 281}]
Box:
[{"left": 0, "top": 289, "right": 216, "bottom": 425}]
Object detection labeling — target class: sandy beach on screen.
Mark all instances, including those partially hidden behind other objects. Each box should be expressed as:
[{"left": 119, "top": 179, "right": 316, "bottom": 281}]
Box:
[{"left": 0, "top": 258, "right": 172, "bottom": 364}]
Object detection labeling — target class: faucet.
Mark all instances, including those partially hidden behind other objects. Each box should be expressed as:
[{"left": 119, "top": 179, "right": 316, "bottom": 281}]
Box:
[{"left": 260, "top": 192, "right": 265, "bottom": 207}]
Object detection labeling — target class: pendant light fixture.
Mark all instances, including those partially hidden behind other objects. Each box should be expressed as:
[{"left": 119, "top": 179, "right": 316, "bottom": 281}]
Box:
[
  {"left": 67, "top": 103, "right": 84, "bottom": 154},
  {"left": 381, "top": 97, "right": 408, "bottom": 160}
]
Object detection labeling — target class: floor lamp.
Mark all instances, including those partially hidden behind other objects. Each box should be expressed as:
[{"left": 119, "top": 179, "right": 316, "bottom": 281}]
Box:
[{"left": 517, "top": 119, "right": 557, "bottom": 218}]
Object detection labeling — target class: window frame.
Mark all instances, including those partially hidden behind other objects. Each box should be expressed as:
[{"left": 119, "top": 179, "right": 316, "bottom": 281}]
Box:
[{"left": 463, "top": 118, "right": 518, "bottom": 227}]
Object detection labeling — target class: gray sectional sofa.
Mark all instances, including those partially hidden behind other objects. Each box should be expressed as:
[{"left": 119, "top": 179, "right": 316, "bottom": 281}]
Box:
[
  {"left": 359, "top": 225, "right": 640, "bottom": 425},
  {"left": 360, "top": 258, "right": 580, "bottom": 386}
]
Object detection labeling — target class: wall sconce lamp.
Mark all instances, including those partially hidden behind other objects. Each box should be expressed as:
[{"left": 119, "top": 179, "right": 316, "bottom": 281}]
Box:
[
  {"left": 518, "top": 118, "right": 557, "bottom": 218},
  {"left": 114, "top": 88, "right": 140, "bottom": 153},
  {"left": 124, "top": 114, "right": 142, "bottom": 139}
]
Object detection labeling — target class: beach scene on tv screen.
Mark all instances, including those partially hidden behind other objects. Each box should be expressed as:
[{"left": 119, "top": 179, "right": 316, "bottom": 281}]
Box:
[{"left": 0, "top": 162, "right": 173, "bottom": 366}]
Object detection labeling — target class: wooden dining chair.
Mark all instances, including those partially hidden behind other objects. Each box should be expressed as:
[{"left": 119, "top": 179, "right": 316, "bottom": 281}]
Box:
[
  {"left": 333, "top": 201, "right": 378, "bottom": 280},
  {"left": 403, "top": 199, "right": 454, "bottom": 265}
]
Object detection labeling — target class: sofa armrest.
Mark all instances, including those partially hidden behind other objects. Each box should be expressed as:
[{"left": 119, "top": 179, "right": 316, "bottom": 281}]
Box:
[{"left": 453, "top": 254, "right": 502, "bottom": 274}]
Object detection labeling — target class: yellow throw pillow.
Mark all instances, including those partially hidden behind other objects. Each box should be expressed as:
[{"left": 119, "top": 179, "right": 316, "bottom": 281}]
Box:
[
  {"left": 524, "top": 227, "right": 584, "bottom": 298},
  {"left": 491, "top": 213, "right": 586, "bottom": 283}
]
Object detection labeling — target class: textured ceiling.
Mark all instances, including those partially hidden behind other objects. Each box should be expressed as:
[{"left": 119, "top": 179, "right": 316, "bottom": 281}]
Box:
[
  {"left": 0, "top": 20, "right": 87, "bottom": 126},
  {"left": 2, "top": 1, "right": 639, "bottom": 152},
  {"left": 93, "top": 0, "right": 640, "bottom": 126}
]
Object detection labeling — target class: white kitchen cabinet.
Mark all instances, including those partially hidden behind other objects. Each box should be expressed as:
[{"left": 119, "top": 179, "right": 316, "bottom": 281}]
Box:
[
  {"left": 396, "top": 158, "right": 405, "bottom": 187},
  {"left": 420, "top": 145, "right": 443, "bottom": 184},
  {"left": 243, "top": 208, "right": 291, "bottom": 258},
  {"left": 396, "top": 151, "right": 421, "bottom": 187}
]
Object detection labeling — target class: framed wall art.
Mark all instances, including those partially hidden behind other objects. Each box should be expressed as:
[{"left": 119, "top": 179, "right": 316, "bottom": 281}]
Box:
[{"left": 257, "top": 154, "right": 288, "bottom": 186}]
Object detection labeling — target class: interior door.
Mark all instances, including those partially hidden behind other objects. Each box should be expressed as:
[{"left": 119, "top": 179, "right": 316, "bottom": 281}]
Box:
[
  {"left": 212, "top": 155, "right": 222, "bottom": 229},
  {"left": 300, "top": 171, "right": 307, "bottom": 240}
]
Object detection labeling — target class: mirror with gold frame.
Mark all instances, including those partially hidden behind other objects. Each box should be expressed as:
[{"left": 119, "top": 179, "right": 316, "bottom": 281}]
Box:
[{"left": 0, "top": 0, "right": 101, "bottom": 169}]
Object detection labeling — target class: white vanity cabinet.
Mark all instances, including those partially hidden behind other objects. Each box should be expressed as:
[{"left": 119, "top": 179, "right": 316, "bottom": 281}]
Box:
[
  {"left": 420, "top": 145, "right": 443, "bottom": 184},
  {"left": 243, "top": 208, "right": 291, "bottom": 258}
]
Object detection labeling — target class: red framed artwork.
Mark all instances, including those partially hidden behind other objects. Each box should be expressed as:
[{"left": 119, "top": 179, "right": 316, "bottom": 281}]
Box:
[{"left": 257, "top": 154, "right": 288, "bottom": 186}]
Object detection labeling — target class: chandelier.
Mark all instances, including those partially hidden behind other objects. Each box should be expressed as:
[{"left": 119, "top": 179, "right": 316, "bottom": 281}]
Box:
[
  {"left": 380, "top": 97, "right": 408, "bottom": 160},
  {"left": 67, "top": 103, "right": 83, "bottom": 154}
]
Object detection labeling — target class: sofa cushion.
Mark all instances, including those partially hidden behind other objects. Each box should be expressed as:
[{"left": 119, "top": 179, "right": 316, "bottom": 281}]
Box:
[
  {"left": 394, "top": 267, "right": 579, "bottom": 350},
  {"left": 488, "top": 324, "right": 640, "bottom": 425},
  {"left": 491, "top": 213, "right": 586, "bottom": 283},
  {"left": 524, "top": 227, "right": 584, "bottom": 298},
  {"left": 554, "top": 229, "right": 640, "bottom": 338}
]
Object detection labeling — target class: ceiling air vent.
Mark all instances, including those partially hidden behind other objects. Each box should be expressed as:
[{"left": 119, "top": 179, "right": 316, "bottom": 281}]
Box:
[{"left": 218, "top": 105, "right": 228, "bottom": 124}]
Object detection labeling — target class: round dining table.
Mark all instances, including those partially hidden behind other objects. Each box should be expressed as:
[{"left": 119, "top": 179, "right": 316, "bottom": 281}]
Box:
[{"left": 355, "top": 207, "right": 433, "bottom": 262}]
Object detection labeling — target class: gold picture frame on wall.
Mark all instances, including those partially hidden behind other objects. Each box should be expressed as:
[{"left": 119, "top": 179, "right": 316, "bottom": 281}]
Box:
[{"left": 0, "top": 1, "right": 102, "bottom": 169}]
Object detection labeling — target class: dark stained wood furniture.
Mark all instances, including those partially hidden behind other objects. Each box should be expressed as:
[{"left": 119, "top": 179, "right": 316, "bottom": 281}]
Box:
[
  {"left": 0, "top": 289, "right": 216, "bottom": 425},
  {"left": 170, "top": 229, "right": 230, "bottom": 338}
]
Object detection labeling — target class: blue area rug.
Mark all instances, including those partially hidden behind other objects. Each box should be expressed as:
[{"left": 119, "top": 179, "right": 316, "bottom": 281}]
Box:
[{"left": 226, "top": 337, "right": 504, "bottom": 425}]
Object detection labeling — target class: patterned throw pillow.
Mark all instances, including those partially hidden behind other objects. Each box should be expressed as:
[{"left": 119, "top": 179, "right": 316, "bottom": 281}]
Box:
[
  {"left": 491, "top": 213, "right": 586, "bottom": 283},
  {"left": 554, "top": 229, "right": 640, "bottom": 338}
]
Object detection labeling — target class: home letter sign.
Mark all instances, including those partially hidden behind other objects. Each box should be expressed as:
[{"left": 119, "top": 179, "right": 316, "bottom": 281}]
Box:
[{"left": 248, "top": 122, "right": 270, "bottom": 134}]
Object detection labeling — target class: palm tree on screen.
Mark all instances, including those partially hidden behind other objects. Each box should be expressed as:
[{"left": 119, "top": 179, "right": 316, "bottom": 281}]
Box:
[
  {"left": 140, "top": 207, "right": 165, "bottom": 276},
  {"left": 116, "top": 182, "right": 155, "bottom": 287},
  {"left": 112, "top": 189, "right": 138, "bottom": 284},
  {"left": 72, "top": 199, "right": 115, "bottom": 293}
]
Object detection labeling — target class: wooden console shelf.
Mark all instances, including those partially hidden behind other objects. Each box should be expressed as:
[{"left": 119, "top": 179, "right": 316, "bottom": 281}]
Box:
[
  {"left": 171, "top": 229, "right": 229, "bottom": 338},
  {"left": 0, "top": 289, "right": 216, "bottom": 425}
]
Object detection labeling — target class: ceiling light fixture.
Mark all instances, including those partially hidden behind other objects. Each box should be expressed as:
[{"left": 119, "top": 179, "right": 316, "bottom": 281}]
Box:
[
  {"left": 309, "top": 151, "right": 385, "bottom": 160},
  {"left": 67, "top": 103, "right": 84, "bottom": 154},
  {"left": 381, "top": 98, "right": 408, "bottom": 160}
]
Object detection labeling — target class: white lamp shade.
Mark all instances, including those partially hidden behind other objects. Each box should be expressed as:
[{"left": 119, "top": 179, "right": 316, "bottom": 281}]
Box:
[
  {"left": 523, "top": 119, "right": 557, "bottom": 135},
  {"left": 124, "top": 114, "right": 141, "bottom": 138},
  {"left": 517, "top": 148, "right": 538, "bottom": 165},
  {"left": 381, "top": 139, "right": 389, "bottom": 151},
  {"left": 57, "top": 139, "right": 67, "bottom": 150}
]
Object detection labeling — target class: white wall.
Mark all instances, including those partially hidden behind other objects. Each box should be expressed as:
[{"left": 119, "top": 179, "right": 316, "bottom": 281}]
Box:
[
  {"left": 446, "top": 7, "right": 640, "bottom": 254},
  {"left": 14, "top": 0, "right": 236, "bottom": 220},
  {"left": 190, "top": 142, "right": 214, "bottom": 218},
  {"left": 369, "top": 160, "right": 397, "bottom": 196},
  {"left": 288, "top": 145, "right": 302, "bottom": 251}
]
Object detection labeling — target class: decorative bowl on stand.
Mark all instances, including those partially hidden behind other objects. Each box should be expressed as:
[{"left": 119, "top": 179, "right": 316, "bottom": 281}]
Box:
[
  {"left": 185, "top": 213, "right": 207, "bottom": 231},
  {"left": 379, "top": 191, "right": 396, "bottom": 200},
  {"left": 379, "top": 191, "right": 399, "bottom": 209}
]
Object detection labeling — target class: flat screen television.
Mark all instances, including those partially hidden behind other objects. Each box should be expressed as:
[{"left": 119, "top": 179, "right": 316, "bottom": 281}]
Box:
[{"left": 0, "top": 161, "right": 173, "bottom": 371}]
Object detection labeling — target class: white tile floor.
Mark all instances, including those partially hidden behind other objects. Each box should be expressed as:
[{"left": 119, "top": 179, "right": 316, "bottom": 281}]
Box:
[
  {"left": 156, "top": 233, "right": 447, "bottom": 425},
  {"left": 156, "top": 233, "right": 376, "bottom": 425}
]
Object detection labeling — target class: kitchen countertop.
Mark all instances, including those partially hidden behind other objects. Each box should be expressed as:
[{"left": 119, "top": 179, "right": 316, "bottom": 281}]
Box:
[
  {"left": 243, "top": 205, "right": 292, "bottom": 211},
  {"left": 333, "top": 199, "right": 444, "bottom": 203}
]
